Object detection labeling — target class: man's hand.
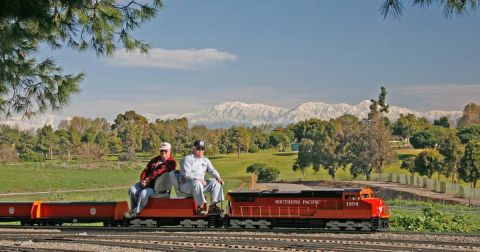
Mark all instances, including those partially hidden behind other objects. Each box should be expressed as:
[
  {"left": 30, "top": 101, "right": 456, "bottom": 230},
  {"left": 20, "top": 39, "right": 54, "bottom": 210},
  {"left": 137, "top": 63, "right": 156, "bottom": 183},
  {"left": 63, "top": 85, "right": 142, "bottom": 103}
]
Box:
[
  {"left": 217, "top": 178, "right": 225, "bottom": 186},
  {"left": 199, "top": 178, "right": 207, "bottom": 186},
  {"left": 141, "top": 177, "right": 150, "bottom": 188}
]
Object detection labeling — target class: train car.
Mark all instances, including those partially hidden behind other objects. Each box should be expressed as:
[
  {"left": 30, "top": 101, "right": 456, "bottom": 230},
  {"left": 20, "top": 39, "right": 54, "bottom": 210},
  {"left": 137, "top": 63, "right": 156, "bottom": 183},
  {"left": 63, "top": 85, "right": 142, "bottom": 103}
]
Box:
[
  {"left": 126, "top": 173, "right": 224, "bottom": 228},
  {"left": 128, "top": 197, "right": 223, "bottom": 228},
  {"left": 227, "top": 188, "right": 390, "bottom": 230},
  {"left": 0, "top": 202, "right": 35, "bottom": 225},
  {"left": 31, "top": 201, "right": 129, "bottom": 226}
]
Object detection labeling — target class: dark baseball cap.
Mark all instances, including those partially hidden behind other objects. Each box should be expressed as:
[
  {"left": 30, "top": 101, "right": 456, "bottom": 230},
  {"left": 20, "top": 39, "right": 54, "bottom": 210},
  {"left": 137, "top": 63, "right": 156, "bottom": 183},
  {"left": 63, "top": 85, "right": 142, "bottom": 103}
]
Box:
[{"left": 193, "top": 140, "right": 206, "bottom": 150}]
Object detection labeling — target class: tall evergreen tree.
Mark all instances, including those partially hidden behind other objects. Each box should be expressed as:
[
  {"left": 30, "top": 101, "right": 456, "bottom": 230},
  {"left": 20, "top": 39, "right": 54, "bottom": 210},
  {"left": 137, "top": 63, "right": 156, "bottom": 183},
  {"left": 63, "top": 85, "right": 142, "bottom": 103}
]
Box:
[{"left": 1, "top": 0, "right": 162, "bottom": 117}]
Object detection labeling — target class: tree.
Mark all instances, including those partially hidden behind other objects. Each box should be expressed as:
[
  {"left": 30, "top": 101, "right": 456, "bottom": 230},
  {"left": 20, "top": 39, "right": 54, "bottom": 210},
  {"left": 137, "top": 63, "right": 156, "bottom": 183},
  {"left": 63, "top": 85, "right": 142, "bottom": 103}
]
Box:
[
  {"left": 457, "top": 124, "right": 480, "bottom": 144},
  {"left": 36, "top": 125, "right": 58, "bottom": 159},
  {"left": 368, "top": 86, "right": 389, "bottom": 121},
  {"left": 392, "top": 114, "right": 431, "bottom": 140},
  {"left": 414, "top": 149, "right": 444, "bottom": 179},
  {"left": 232, "top": 127, "right": 252, "bottom": 157},
  {"left": 438, "top": 129, "right": 464, "bottom": 183},
  {"left": 459, "top": 141, "right": 480, "bottom": 188},
  {"left": 269, "top": 128, "right": 291, "bottom": 152},
  {"left": 307, "top": 118, "right": 357, "bottom": 181},
  {"left": 434, "top": 116, "right": 450, "bottom": 128},
  {"left": 108, "top": 132, "right": 122, "bottom": 154},
  {"left": 153, "top": 117, "right": 191, "bottom": 156},
  {"left": 380, "top": 0, "right": 479, "bottom": 19},
  {"left": 409, "top": 126, "right": 449, "bottom": 149},
  {"left": 1, "top": 0, "right": 163, "bottom": 117},
  {"left": 219, "top": 126, "right": 250, "bottom": 157},
  {"left": 55, "top": 129, "right": 72, "bottom": 161},
  {"left": 82, "top": 127, "right": 97, "bottom": 143},
  {"left": 113, "top": 111, "right": 149, "bottom": 153},
  {"left": 410, "top": 130, "right": 437, "bottom": 148},
  {"left": 293, "top": 138, "right": 315, "bottom": 177},
  {"left": 94, "top": 131, "right": 110, "bottom": 153},
  {"left": 292, "top": 118, "right": 326, "bottom": 142},
  {"left": 457, "top": 103, "right": 480, "bottom": 129},
  {"left": 349, "top": 119, "right": 394, "bottom": 180},
  {"left": 349, "top": 87, "right": 394, "bottom": 180},
  {"left": 68, "top": 127, "right": 81, "bottom": 148},
  {"left": 400, "top": 156, "right": 416, "bottom": 177},
  {"left": 249, "top": 125, "right": 272, "bottom": 150}
]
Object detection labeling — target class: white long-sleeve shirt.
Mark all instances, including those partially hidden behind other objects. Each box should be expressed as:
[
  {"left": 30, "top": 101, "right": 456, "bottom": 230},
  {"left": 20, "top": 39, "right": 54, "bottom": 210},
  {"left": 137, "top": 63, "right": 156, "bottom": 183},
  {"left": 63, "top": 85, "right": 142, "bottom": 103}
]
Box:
[{"left": 180, "top": 154, "right": 221, "bottom": 181}]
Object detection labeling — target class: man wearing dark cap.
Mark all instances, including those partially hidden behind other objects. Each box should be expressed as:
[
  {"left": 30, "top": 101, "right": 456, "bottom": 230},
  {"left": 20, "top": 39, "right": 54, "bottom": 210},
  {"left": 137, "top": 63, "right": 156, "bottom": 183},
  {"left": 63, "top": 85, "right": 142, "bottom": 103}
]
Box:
[
  {"left": 179, "top": 140, "right": 225, "bottom": 215},
  {"left": 125, "top": 142, "right": 176, "bottom": 218}
]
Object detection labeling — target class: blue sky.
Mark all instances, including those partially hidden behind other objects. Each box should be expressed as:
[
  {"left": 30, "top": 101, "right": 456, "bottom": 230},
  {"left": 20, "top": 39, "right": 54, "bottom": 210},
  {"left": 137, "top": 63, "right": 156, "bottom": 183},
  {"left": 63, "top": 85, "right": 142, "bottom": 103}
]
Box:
[{"left": 42, "top": 0, "right": 480, "bottom": 120}]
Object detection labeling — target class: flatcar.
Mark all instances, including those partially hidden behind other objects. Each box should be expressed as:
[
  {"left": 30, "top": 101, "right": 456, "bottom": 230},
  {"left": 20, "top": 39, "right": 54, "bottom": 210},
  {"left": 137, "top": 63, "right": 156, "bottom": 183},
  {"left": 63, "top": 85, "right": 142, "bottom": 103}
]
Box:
[
  {"left": 0, "top": 202, "right": 35, "bottom": 225},
  {"left": 31, "top": 201, "right": 128, "bottom": 226}
]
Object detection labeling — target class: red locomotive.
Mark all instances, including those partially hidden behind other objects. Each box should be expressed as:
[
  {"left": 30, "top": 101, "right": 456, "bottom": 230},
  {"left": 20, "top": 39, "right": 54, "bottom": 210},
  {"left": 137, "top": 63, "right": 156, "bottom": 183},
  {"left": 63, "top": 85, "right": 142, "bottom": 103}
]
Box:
[
  {"left": 227, "top": 188, "right": 390, "bottom": 230},
  {"left": 0, "top": 187, "right": 389, "bottom": 230}
]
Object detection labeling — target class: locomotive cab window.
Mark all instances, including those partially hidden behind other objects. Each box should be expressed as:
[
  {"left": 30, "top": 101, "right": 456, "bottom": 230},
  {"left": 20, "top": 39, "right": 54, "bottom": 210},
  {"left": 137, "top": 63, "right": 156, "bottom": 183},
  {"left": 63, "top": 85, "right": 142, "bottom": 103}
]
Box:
[{"left": 344, "top": 194, "right": 360, "bottom": 200}]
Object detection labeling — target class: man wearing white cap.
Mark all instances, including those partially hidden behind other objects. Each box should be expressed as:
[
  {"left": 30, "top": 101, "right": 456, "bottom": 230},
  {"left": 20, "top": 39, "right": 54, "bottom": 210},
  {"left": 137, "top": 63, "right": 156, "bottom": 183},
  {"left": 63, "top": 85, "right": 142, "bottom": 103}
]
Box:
[
  {"left": 179, "top": 140, "right": 225, "bottom": 215},
  {"left": 125, "top": 142, "right": 176, "bottom": 218}
]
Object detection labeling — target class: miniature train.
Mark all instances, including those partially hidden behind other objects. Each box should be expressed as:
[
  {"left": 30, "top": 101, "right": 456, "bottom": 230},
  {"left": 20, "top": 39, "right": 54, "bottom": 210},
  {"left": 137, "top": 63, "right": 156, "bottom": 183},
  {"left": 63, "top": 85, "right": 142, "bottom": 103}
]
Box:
[{"left": 0, "top": 182, "right": 390, "bottom": 230}]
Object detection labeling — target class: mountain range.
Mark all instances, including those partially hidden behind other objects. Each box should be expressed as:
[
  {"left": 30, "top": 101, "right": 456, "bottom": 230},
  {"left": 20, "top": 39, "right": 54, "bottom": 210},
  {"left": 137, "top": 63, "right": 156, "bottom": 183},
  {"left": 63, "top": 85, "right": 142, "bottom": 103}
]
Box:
[{"left": 1, "top": 100, "right": 463, "bottom": 130}]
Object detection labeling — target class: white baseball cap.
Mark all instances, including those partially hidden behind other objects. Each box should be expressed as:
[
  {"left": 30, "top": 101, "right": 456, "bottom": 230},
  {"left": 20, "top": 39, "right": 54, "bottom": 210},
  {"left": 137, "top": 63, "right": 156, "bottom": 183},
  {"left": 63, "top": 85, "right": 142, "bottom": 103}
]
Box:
[{"left": 159, "top": 142, "right": 171, "bottom": 151}]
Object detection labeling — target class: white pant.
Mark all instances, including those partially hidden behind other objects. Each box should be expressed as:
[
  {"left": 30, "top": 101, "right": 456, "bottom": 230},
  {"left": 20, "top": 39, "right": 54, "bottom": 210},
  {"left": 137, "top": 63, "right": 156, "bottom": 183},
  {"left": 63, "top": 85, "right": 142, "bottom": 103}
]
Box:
[{"left": 179, "top": 178, "right": 224, "bottom": 206}]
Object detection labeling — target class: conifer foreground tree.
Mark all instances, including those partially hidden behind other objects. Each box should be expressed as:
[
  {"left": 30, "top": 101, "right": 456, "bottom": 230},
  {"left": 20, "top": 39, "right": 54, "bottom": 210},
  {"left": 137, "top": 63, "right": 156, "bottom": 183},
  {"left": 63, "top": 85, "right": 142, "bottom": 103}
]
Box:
[
  {"left": 0, "top": 0, "right": 162, "bottom": 118},
  {"left": 381, "top": 0, "right": 478, "bottom": 19}
]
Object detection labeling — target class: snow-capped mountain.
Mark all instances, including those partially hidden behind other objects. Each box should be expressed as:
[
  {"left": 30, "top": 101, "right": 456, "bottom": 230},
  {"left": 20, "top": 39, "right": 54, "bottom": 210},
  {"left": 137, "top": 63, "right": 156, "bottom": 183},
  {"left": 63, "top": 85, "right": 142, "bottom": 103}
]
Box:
[
  {"left": 144, "top": 100, "right": 463, "bottom": 128},
  {"left": 1, "top": 100, "right": 463, "bottom": 130},
  {"left": 186, "top": 102, "right": 289, "bottom": 128},
  {"left": 1, "top": 114, "right": 70, "bottom": 131}
]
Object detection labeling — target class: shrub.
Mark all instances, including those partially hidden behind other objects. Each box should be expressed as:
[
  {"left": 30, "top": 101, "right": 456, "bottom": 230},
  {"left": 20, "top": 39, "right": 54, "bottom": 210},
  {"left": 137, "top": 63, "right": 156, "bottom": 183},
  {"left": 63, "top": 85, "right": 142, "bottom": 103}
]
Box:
[
  {"left": 391, "top": 206, "right": 476, "bottom": 233},
  {"left": 0, "top": 144, "right": 18, "bottom": 163},
  {"left": 118, "top": 152, "right": 136, "bottom": 161},
  {"left": 248, "top": 144, "right": 259, "bottom": 153},
  {"left": 246, "top": 163, "right": 268, "bottom": 174},
  {"left": 77, "top": 143, "right": 105, "bottom": 160},
  {"left": 245, "top": 163, "right": 280, "bottom": 182},
  {"left": 19, "top": 150, "right": 45, "bottom": 162},
  {"left": 257, "top": 167, "right": 280, "bottom": 182}
]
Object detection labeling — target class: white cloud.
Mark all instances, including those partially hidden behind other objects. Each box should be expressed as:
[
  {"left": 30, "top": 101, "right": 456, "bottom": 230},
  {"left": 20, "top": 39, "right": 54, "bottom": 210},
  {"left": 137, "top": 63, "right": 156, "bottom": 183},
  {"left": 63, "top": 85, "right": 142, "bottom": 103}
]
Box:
[{"left": 109, "top": 48, "right": 238, "bottom": 70}]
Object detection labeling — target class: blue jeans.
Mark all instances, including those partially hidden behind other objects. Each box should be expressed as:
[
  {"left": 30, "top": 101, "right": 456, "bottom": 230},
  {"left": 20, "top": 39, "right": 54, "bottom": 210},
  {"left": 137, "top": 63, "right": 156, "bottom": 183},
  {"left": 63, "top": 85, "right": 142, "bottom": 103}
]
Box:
[{"left": 128, "top": 181, "right": 154, "bottom": 214}]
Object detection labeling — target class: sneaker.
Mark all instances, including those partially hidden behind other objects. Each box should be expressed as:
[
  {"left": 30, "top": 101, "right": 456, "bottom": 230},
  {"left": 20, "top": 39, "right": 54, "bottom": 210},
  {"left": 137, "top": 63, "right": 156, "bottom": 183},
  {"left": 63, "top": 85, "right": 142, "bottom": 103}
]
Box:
[
  {"left": 124, "top": 210, "right": 137, "bottom": 219},
  {"left": 196, "top": 205, "right": 208, "bottom": 216},
  {"left": 208, "top": 204, "right": 223, "bottom": 214}
]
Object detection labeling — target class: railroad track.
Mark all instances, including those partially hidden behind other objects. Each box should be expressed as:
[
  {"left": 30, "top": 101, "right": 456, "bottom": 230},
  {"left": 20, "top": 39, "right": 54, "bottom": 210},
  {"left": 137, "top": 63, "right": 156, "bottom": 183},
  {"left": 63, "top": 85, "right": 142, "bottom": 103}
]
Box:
[{"left": 0, "top": 227, "right": 479, "bottom": 251}]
